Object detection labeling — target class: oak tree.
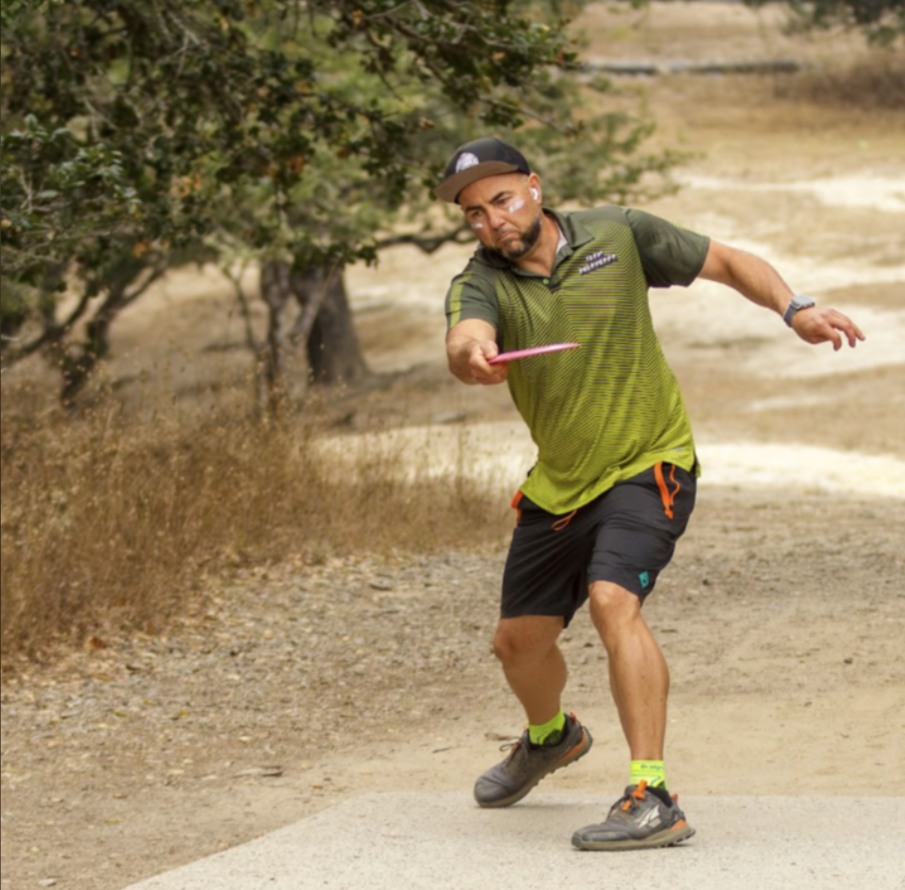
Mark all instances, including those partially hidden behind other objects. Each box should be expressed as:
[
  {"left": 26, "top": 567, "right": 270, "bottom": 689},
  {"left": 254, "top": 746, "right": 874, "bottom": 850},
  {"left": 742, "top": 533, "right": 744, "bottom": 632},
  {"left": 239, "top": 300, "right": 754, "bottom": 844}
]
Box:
[{"left": 1, "top": 0, "right": 679, "bottom": 406}]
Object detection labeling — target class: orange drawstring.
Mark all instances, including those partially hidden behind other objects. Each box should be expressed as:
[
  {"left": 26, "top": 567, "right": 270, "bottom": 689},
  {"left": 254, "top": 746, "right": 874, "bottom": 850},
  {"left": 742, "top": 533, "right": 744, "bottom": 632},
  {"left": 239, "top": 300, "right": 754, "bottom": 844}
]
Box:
[
  {"left": 653, "top": 463, "right": 681, "bottom": 519},
  {"left": 552, "top": 510, "right": 577, "bottom": 532}
]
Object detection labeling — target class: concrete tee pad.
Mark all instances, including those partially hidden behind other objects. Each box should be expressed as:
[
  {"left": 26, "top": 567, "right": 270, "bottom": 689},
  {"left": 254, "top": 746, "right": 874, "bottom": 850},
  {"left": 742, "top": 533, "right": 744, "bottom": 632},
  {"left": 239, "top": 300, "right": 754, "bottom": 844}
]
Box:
[{"left": 121, "top": 792, "right": 905, "bottom": 890}]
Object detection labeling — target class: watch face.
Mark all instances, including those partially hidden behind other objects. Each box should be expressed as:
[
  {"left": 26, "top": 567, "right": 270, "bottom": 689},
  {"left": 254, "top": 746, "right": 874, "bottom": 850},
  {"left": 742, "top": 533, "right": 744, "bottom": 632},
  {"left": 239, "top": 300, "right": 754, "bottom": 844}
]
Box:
[{"left": 785, "top": 296, "right": 814, "bottom": 326}]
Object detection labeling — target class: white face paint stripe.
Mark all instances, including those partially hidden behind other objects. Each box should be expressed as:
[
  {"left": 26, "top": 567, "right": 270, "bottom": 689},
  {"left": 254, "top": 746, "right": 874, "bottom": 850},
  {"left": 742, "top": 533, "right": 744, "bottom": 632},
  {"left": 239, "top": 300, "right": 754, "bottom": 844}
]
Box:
[{"left": 468, "top": 197, "right": 524, "bottom": 231}]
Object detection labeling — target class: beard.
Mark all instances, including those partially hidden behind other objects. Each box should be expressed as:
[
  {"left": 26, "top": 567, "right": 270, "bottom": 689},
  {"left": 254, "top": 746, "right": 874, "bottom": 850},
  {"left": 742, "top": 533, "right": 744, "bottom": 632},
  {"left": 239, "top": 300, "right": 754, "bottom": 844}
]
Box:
[{"left": 489, "top": 212, "right": 543, "bottom": 261}]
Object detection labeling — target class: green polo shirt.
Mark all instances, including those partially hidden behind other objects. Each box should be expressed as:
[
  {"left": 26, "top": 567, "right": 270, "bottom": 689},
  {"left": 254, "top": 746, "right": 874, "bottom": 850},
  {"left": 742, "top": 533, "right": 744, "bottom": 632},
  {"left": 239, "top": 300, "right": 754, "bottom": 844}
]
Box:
[{"left": 445, "top": 206, "right": 709, "bottom": 514}]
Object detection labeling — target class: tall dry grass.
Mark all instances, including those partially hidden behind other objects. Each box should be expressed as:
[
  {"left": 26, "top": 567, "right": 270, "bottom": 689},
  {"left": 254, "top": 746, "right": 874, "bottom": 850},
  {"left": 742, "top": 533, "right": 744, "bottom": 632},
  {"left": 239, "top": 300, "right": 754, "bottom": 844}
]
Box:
[
  {"left": 775, "top": 51, "right": 905, "bottom": 110},
  {"left": 0, "top": 380, "right": 508, "bottom": 660}
]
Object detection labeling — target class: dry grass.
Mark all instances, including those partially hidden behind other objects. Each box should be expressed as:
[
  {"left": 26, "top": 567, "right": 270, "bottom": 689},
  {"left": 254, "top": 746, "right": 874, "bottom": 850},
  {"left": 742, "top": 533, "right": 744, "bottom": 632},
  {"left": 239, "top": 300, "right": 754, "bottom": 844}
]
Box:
[
  {"left": 0, "top": 379, "right": 507, "bottom": 660},
  {"left": 774, "top": 51, "right": 905, "bottom": 111}
]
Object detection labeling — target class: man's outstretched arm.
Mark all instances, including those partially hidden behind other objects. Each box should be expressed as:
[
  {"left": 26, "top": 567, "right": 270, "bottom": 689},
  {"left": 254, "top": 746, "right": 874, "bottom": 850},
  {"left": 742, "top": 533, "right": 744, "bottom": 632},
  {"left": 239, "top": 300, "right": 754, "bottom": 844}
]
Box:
[
  {"left": 698, "top": 240, "right": 865, "bottom": 350},
  {"left": 446, "top": 318, "right": 509, "bottom": 386}
]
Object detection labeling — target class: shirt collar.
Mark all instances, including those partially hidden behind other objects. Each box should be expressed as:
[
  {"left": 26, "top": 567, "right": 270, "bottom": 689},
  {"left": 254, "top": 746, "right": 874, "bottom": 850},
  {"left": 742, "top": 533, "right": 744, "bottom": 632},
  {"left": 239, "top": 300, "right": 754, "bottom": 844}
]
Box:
[{"left": 545, "top": 208, "right": 594, "bottom": 251}]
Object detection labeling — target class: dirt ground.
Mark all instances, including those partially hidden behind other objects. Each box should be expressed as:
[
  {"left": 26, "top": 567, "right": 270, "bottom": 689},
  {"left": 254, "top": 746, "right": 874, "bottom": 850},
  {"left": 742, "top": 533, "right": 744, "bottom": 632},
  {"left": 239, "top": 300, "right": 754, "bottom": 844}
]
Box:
[{"left": 2, "top": 4, "right": 904, "bottom": 889}]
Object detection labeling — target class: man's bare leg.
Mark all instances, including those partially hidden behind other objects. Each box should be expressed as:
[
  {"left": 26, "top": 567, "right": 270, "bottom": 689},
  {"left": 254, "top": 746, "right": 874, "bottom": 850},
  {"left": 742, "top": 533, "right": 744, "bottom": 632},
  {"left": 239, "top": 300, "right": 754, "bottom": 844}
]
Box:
[
  {"left": 474, "top": 613, "right": 592, "bottom": 808},
  {"left": 588, "top": 581, "right": 668, "bottom": 760},
  {"left": 573, "top": 581, "right": 697, "bottom": 849},
  {"left": 492, "top": 615, "right": 566, "bottom": 724}
]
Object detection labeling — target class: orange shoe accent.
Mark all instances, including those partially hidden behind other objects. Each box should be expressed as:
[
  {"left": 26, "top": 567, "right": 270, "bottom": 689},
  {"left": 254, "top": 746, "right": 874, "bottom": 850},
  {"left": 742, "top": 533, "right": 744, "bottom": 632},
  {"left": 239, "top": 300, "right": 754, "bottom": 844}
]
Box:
[
  {"left": 623, "top": 779, "right": 649, "bottom": 810},
  {"left": 670, "top": 819, "right": 688, "bottom": 831},
  {"left": 555, "top": 713, "right": 590, "bottom": 763},
  {"left": 556, "top": 734, "right": 588, "bottom": 764}
]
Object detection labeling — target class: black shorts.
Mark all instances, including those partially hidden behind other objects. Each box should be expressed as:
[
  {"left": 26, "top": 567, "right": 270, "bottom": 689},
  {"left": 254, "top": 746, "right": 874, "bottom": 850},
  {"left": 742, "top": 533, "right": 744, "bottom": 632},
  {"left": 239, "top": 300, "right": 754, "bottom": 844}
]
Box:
[{"left": 501, "top": 462, "right": 696, "bottom": 627}]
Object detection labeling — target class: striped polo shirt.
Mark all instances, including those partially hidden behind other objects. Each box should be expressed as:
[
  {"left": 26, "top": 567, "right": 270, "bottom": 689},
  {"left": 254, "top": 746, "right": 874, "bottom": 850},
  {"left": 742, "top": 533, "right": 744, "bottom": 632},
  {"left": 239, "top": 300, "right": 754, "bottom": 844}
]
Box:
[{"left": 445, "top": 206, "right": 709, "bottom": 514}]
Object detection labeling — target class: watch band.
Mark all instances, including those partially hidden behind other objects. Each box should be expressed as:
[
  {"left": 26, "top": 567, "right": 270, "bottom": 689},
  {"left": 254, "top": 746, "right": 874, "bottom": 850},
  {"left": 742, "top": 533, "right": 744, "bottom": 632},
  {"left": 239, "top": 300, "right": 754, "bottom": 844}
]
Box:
[{"left": 783, "top": 295, "right": 815, "bottom": 327}]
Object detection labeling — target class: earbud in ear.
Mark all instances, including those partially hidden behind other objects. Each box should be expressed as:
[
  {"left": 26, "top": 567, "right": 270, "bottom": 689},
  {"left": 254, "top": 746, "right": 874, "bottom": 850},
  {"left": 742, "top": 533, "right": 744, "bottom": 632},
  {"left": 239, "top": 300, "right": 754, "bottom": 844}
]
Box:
[{"left": 531, "top": 188, "right": 539, "bottom": 200}]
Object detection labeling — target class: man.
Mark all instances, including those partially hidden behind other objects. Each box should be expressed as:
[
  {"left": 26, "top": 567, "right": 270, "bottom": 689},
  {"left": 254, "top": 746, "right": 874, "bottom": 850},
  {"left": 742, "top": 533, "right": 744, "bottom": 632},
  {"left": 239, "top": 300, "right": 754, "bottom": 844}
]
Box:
[{"left": 437, "top": 137, "right": 864, "bottom": 851}]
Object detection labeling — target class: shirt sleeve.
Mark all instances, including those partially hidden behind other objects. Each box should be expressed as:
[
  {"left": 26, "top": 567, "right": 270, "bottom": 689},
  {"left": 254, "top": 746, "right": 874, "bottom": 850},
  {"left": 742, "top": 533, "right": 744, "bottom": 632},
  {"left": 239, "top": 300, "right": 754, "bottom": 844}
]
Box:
[
  {"left": 445, "top": 261, "right": 500, "bottom": 332},
  {"left": 625, "top": 208, "right": 710, "bottom": 288}
]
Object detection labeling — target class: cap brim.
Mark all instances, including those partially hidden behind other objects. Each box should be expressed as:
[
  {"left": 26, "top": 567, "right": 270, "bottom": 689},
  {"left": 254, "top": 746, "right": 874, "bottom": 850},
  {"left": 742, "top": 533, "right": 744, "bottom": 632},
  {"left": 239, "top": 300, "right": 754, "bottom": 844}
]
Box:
[{"left": 434, "top": 161, "right": 524, "bottom": 203}]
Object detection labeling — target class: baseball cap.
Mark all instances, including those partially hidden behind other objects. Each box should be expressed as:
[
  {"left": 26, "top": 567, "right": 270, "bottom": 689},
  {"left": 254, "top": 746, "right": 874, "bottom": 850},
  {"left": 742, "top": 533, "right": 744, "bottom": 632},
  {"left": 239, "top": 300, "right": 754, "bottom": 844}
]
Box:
[{"left": 435, "top": 137, "right": 531, "bottom": 204}]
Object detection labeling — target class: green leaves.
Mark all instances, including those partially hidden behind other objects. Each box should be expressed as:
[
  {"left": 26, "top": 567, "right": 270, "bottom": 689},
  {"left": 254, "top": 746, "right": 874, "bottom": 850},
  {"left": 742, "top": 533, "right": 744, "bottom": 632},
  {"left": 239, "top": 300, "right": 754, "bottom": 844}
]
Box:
[
  {"left": 1, "top": 0, "right": 678, "bottom": 377},
  {"left": 1, "top": 116, "right": 141, "bottom": 284}
]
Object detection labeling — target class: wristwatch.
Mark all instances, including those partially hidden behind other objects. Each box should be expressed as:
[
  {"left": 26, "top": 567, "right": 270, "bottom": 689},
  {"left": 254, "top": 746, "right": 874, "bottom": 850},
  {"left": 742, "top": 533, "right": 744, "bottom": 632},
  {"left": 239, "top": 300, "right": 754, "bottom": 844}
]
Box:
[{"left": 783, "top": 295, "right": 815, "bottom": 327}]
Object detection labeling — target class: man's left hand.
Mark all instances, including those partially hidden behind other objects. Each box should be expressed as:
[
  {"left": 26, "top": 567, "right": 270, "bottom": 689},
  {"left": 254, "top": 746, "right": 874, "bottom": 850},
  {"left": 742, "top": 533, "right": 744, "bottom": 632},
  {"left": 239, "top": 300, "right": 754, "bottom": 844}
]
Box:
[{"left": 792, "top": 306, "right": 865, "bottom": 351}]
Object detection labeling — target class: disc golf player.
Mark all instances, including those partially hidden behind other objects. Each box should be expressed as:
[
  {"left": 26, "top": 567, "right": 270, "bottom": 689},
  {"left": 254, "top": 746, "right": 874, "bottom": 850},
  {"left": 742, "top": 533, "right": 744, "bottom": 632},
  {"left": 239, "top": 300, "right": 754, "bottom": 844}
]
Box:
[{"left": 437, "top": 137, "right": 864, "bottom": 851}]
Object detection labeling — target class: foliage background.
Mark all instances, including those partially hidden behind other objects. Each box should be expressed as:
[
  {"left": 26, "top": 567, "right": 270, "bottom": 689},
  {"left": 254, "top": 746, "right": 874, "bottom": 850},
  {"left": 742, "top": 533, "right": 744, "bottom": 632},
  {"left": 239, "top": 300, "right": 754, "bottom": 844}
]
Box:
[{"left": 1, "top": 0, "right": 680, "bottom": 403}]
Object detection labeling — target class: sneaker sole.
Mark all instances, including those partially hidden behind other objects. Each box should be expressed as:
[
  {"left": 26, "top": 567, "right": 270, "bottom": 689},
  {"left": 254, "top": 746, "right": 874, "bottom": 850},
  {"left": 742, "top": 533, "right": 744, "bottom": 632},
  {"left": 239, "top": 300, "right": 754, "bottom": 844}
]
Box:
[
  {"left": 476, "top": 727, "right": 593, "bottom": 809},
  {"left": 571, "top": 822, "right": 696, "bottom": 851}
]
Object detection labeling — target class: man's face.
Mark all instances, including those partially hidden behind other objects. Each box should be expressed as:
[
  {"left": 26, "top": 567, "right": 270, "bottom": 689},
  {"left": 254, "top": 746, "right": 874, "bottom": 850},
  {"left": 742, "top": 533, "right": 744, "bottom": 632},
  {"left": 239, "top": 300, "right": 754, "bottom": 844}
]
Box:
[{"left": 458, "top": 173, "right": 543, "bottom": 262}]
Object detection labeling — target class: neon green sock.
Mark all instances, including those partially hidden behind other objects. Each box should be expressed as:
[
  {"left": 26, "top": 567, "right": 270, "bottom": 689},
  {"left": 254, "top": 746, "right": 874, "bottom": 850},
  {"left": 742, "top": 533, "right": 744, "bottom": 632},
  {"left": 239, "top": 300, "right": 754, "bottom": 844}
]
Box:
[
  {"left": 528, "top": 709, "right": 566, "bottom": 746},
  {"left": 631, "top": 759, "right": 666, "bottom": 789}
]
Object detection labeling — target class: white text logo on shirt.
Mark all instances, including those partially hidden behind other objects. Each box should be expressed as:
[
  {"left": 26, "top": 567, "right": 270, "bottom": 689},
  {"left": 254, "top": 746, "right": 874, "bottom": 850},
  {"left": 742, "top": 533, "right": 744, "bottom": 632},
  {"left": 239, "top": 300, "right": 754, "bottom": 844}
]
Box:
[{"left": 578, "top": 251, "right": 618, "bottom": 275}]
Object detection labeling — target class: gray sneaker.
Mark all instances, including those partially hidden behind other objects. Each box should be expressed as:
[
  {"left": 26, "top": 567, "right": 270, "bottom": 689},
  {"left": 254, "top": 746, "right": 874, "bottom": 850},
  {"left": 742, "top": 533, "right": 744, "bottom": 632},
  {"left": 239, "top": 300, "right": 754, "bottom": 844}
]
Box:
[
  {"left": 474, "top": 712, "right": 593, "bottom": 808},
  {"left": 572, "top": 780, "right": 695, "bottom": 851}
]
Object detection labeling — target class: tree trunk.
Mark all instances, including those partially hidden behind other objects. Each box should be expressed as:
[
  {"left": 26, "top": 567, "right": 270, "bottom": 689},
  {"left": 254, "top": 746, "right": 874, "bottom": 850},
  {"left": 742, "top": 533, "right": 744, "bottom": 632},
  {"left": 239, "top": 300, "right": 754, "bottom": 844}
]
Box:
[
  {"left": 58, "top": 258, "right": 164, "bottom": 406},
  {"left": 258, "top": 260, "right": 369, "bottom": 413},
  {"left": 290, "top": 267, "right": 369, "bottom": 386},
  {"left": 259, "top": 260, "right": 293, "bottom": 413}
]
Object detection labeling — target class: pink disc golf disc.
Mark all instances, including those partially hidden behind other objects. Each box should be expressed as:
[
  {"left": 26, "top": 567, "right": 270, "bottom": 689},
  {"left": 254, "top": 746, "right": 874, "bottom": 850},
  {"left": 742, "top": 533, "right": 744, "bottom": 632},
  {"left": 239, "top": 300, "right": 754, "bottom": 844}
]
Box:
[{"left": 488, "top": 342, "right": 581, "bottom": 364}]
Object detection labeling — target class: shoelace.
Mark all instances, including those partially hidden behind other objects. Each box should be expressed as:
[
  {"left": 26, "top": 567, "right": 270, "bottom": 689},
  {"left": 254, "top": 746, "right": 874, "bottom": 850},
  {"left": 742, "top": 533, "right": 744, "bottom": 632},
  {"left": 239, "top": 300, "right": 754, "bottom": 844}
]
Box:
[
  {"left": 618, "top": 780, "right": 681, "bottom": 814},
  {"left": 498, "top": 737, "right": 524, "bottom": 761},
  {"left": 621, "top": 779, "right": 650, "bottom": 812}
]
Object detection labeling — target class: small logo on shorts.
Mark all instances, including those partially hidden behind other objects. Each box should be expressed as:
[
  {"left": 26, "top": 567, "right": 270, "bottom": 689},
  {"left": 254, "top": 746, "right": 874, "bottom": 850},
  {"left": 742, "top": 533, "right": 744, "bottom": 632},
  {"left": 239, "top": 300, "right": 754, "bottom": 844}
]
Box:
[{"left": 639, "top": 571, "right": 650, "bottom": 590}]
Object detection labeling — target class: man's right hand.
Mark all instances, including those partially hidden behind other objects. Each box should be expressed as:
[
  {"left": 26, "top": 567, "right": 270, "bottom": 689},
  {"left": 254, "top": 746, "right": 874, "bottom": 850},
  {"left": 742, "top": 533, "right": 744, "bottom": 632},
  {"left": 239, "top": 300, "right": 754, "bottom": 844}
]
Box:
[
  {"left": 466, "top": 340, "right": 510, "bottom": 385},
  {"left": 447, "top": 319, "right": 509, "bottom": 386}
]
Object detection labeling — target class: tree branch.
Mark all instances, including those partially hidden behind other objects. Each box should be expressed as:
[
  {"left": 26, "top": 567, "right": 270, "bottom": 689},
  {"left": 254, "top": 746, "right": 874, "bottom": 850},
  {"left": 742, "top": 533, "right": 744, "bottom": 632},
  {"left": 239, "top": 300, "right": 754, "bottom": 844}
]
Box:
[
  {"left": 1, "top": 284, "right": 95, "bottom": 367},
  {"left": 223, "top": 257, "right": 262, "bottom": 355},
  {"left": 119, "top": 263, "right": 167, "bottom": 307},
  {"left": 374, "top": 225, "right": 472, "bottom": 254}
]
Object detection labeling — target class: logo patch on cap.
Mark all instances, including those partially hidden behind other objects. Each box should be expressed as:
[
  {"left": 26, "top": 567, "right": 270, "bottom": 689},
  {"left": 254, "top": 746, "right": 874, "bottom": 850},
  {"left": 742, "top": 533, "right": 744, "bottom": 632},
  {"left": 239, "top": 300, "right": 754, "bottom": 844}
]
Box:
[{"left": 455, "top": 152, "right": 480, "bottom": 173}]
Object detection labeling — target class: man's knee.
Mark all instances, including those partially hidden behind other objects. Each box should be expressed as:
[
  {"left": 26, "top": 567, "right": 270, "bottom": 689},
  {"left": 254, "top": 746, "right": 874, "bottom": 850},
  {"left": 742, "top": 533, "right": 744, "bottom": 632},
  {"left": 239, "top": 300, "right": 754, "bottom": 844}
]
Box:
[
  {"left": 588, "top": 581, "right": 641, "bottom": 633},
  {"left": 491, "top": 630, "right": 524, "bottom": 665},
  {"left": 492, "top": 616, "right": 562, "bottom": 666}
]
